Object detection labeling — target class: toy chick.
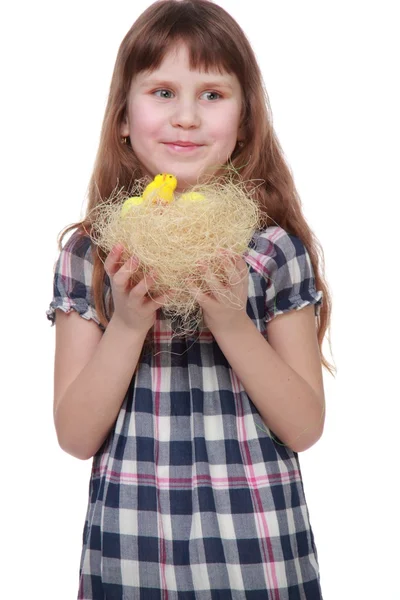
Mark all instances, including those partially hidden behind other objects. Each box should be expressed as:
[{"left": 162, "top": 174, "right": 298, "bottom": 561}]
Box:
[
  {"left": 121, "top": 173, "right": 177, "bottom": 216},
  {"left": 179, "top": 192, "right": 205, "bottom": 202}
]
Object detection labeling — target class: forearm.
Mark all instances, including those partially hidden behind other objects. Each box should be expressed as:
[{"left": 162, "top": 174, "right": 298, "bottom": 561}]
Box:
[
  {"left": 211, "top": 315, "right": 325, "bottom": 452},
  {"left": 55, "top": 317, "right": 147, "bottom": 460}
]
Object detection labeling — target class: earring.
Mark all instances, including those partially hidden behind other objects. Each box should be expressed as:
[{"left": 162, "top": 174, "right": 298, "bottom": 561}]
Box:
[
  {"left": 238, "top": 141, "right": 244, "bottom": 148},
  {"left": 121, "top": 137, "right": 127, "bottom": 144}
]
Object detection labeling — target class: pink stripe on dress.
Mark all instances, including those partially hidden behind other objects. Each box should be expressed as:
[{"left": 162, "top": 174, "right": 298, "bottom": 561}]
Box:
[
  {"left": 152, "top": 319, "right": 169, "bottom": 599},
  {"left": 231, "top": 370, "right": 281, "bottom": 598},
  {"left": 60, "top": 248, "right": 73, "bottom": 310},
  {"left": 96, "top": 469, "right": 301, "bottom": 489}
]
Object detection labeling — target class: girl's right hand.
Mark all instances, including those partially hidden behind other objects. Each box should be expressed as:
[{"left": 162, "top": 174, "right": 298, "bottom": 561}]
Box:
[{"left": 104, "top": 244, "right": 165, "bottom": 335}]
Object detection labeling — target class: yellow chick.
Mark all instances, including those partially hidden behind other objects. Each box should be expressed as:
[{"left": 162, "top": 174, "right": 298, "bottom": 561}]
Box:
[
  {"left": 120, "top": 173, "right": 177, "bottom": 216},
  {"left": 120, "top": 195, "right": 144, "bottom": 217},
  {"left": 179, "top": 191, "right": 205, "bottom": 202},
  {"left": 142, "top": 173, "right": 177, "bottom": 204}
]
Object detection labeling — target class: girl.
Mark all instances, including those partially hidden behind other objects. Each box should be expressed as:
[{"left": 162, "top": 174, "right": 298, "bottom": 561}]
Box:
[{"left": 48, "top": 1, "right": 332, "bottom": 598}]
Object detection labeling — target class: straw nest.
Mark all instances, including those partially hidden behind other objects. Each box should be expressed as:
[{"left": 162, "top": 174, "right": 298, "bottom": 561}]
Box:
[{"left": 89, "top": 175, "right": 262, "bottom": 336}]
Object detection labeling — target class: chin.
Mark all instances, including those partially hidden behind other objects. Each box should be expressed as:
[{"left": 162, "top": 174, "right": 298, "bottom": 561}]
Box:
[
  {"left": 176, "top": 175, "right": 202, "bottom": 190},
  {"left": 164, "top": 168, "right": 204, "bottom": 191}
]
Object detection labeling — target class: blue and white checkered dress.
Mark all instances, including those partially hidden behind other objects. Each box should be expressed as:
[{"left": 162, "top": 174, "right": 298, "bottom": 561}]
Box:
[{"left": 48, "top": 226, "right": 323, "bottom": 599}]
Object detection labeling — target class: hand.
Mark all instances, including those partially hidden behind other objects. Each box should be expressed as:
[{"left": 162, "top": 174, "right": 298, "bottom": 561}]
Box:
[
  {"left": 104, "top": 244, "right": 166, "bottom": 335},
  {"left": 190, "top": 253, "right": 250, "bottom": 334}
]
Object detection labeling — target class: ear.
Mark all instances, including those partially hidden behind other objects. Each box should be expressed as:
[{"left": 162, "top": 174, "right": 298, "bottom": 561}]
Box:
[
  {"left": 120, "top": 114, "right": 130, "bottom": 137},
  {"left": 237, "top": 123, "right": 245, "bottom": 142}
]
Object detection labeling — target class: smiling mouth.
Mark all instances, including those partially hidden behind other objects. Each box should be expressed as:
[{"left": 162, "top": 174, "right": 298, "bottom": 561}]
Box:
[{"left": 163, "top": 142, "right": 204, "bottom": 152}]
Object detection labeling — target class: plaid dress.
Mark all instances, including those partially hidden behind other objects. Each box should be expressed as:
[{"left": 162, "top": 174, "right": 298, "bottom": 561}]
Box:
[{"left": 48, "top": 226, "right": 323, "bottom": 600}]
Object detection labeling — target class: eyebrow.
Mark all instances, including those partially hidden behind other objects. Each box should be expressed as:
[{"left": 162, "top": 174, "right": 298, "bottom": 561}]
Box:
[{"left": 138, "top": 78, "right": 234, "bottom": 91}]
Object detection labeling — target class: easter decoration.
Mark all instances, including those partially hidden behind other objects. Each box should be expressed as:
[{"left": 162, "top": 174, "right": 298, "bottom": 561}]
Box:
[
  {"left": 89, "top": 171, "right": 262, "bottom": 336},
  {"left": 120, "top": 173, "right": 178, "bottom": 215}
]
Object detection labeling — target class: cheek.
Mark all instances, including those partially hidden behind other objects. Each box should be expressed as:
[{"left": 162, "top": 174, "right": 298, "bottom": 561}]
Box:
[
  {"left": 129, "top": 101, "right": 164, "bottom": 138},
  {"left": 211, "top": 108, "right": 241, "bottom": 143}
]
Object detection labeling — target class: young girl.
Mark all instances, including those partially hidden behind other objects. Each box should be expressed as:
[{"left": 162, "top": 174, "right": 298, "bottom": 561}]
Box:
[{"left": 48, "top": 1, "right": 332, "bottom": 597}]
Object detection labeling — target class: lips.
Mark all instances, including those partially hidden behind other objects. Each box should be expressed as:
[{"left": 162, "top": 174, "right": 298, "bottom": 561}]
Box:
[
  {"left": 162, "top": 141, "right": 204, "bottom": 154},
  {"left": 165, "top": 141, "right": 202, "bottom": 147}
]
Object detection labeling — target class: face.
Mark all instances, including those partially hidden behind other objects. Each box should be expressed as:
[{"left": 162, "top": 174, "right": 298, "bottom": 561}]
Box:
[{"left": 121, "top": 44, "right": 243, "bottom": 191}]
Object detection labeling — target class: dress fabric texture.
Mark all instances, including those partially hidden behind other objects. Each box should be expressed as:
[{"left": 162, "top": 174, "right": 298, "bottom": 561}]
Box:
[{"left": 48, "top": 226, "right": 323, "bottom": 600}]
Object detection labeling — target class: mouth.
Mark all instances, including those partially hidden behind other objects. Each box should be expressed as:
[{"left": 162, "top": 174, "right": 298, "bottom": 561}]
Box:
[{"left": 162, "top": 141, "right": 204, "bottom": 153}]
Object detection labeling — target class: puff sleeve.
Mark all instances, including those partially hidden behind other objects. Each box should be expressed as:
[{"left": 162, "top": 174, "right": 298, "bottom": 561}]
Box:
[
  {"left": 47, "top": 232, "right": 108, "bottom": 329},
  {"left": 246, "top": 226, "right": 323, "bottom": 323}
]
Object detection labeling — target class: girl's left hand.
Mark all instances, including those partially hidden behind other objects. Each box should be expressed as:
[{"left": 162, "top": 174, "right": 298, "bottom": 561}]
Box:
[{"left": 190, "top": 253, "right": 250, "bottom": 334}]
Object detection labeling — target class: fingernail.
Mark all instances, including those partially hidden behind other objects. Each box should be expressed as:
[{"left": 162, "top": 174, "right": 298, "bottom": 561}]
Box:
[{"left": 130, "top": 256, "right": 139, "bottom": 268}]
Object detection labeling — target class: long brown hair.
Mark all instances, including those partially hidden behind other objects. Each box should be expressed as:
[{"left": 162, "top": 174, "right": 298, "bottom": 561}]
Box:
[{"left": 61, "top": 0, "right": 334, "bottom": 373}]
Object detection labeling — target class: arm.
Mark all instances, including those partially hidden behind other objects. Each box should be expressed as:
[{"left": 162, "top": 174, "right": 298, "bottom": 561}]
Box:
[
  {"left": 54, "top": 312, "right": 147, "bottom": 460},
  {"left": 53, "top": 245, "right": 166, "bottom": 460},
  {"left": 193, "top": 251, "right": 325, "bottom": 453},
  {"left": 210, "top": 305, "right": 325, "bottom": 452}
]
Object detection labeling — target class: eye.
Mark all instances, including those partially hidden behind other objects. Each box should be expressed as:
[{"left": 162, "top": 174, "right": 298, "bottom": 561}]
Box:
[
  {"left": 201, "top": 91, "right": 222, "bottom": 101},
  {"left": 154, "top": 89, "right": 174, "bottom": 99}
]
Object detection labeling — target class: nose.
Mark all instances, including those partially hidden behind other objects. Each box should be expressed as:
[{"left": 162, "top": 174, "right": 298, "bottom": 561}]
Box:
[{"left": 170, "top": 98, "right": 200, "bottom": 129}]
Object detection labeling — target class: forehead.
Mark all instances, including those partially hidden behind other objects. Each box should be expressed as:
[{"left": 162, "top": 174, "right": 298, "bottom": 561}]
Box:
[
  {"left": 159, "top": 43, "right": 224, "bottom": 71},
  {"left": 134, "top": 43, "right": 239, "bottom": 87}
]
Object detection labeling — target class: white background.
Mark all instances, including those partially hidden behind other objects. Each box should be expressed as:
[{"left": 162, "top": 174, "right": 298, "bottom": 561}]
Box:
[{"left": 1, "top": 1, "right": 399, "bottom": 598}]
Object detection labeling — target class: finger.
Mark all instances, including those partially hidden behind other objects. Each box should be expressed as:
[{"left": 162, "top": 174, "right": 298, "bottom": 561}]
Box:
[
  {"left": 195, "top": 258, "right": 225, "bottom": 292},
  {"left": 113, "top": 256, "right": 140, "bottom": 289},
  {"left": 228, "top": 256, "right": 249, "bottom": 286},
  {"left": 187, "top": 283, "right": 211, "bottom": 306},
  {"left": 104, "top": 244, "right": 124, "bottom": 277},
  {"left": 147, "top": 292, "right": 168, "bottom": 307},
  {"left": 214, "top": 252, "right": 247, "bottom": 286},
  {"left": 129, "top": 269, "right": 157, "bottom": 299},
  {"left": 206, "top": 259, "right": 233, "bottom": 293}
]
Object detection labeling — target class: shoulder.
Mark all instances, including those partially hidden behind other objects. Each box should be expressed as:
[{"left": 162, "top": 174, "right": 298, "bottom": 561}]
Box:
[
  {"left": 54, "top": 230, "right": 98, "bottom": 286},
  {"left": 246, "top": 226, "right": 308, "bottom": 274},
  {"left": 254, "top": 225, "right": 306, "bottom": 253},
  {"left": 62, "top": 229, "right": 94, "bottom": 264},
  {"left": 47, "top": 229, "right": 102, "bottom": 325},
  {"left": 246, "top": 226, "right": 322, "bottom": 321}
]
